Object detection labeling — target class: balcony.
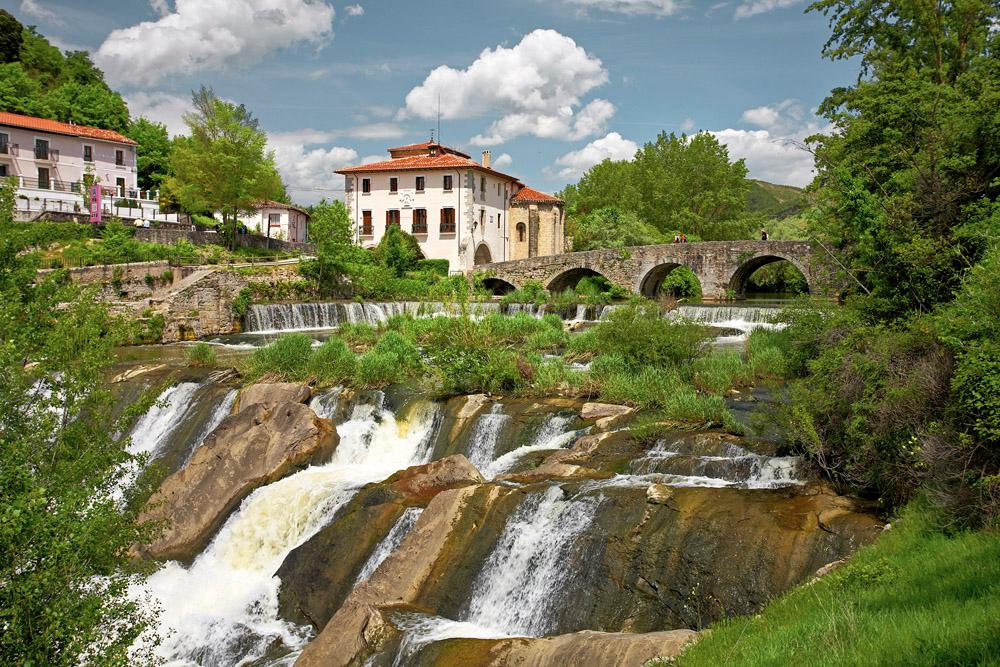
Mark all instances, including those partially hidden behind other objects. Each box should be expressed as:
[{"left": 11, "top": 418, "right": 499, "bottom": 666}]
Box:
[
  {"left": 34, "top": 148, "right": 59, "bottom": 163},
  {"left": 0, "top": 142, "right": 17, "bottom": 159},
  {"left": 20, "top": 175, "right": 75, "bottom": 192}
]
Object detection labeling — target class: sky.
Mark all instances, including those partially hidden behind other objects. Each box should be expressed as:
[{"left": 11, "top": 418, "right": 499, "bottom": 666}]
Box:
[{"left": 1, "top": 0, "right": 858, "bottom": 204}]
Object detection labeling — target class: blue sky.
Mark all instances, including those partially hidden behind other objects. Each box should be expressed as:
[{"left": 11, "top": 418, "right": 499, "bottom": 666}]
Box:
[{"left": 2, "top": 0, "right": 858, "bottom": 204}]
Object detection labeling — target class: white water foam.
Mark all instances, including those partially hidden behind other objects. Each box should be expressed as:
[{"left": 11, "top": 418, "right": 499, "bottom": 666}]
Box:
[
  {"left": 354, "top": 507, "right": 423, "bottom": 585},
  {"left": 464, "top": 404, "right": 510, "bottom": 471},
  {"left": 135, "top": 398, "right": 441, "bottom": 666},
  {"left": 128, "top": 382, "right": 203, "bottom": 462},
  {"left": 484, "top": 413, "right": 584, "bottom": 479}
]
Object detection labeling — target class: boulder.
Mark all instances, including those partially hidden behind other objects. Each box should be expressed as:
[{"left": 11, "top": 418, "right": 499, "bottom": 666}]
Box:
[
  {"left": 237, "top": 382, "right": 311, "bottom": 412},
  {"left": 385, "top": 454, "right": 485, "bottom": 504},
  {"left": 581, "top": 402, "right": 634, "bottom": 422},
  {"left": 139, "top": 401, "right": 336, "bottom": 562},
  {"left": 416, "top": 628, "right": 699, "bottom": 667},
  {"left": 447, "top": 393, "right": 492, "bottom": 441}
]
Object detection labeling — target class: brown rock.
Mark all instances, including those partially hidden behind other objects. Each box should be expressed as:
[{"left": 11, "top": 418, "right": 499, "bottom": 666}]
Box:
[
  {"left": 139, "top": 402, "right": 336, "bottom": 561},
  {"left": 447, "top": 394, "right": 492, "bottom": 441},
  {"left": 237, "top": 382, "right": 311, "bottom": 412},
  {"left": 385, "top": 454, "right": 485, "bottom": 504},
  {"left": 581, "top": 402, "right": 635, "bottom": 422}
]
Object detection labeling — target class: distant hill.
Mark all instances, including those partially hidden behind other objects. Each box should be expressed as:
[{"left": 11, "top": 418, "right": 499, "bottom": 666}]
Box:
[{"left": 747, "top": 179, "right": 810, "bottom": 219}]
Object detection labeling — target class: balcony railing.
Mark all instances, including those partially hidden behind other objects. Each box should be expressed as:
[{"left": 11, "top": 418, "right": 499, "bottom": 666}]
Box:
[
  {"left": 439, "top": 223, "right": 456, "bottom": 234},
  {"left": 411, "top": 223, "right": 428, "bottom": 234},
  {"left": 34, "top": 148, "right": 59, "bottom": 162},
  {"left": 20, "top": 175, "right": 77, "bottom": 192},
  {"left": 0, "top": 142, "right": 16, "bottom": 157}
]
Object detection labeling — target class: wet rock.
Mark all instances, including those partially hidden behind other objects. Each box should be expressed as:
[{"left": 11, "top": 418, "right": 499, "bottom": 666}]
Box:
[
  {"left": 236, "top": 382, "right": 311, "bottom": 411},
  {"left": 645, "top": 484, "right": 677, "bottom": 507},
  {"left": 278, "top": 455, "right": 484, "bottom": 629},
  {"left": 138, "top": 401, "right": 336, "bottom": 562},
  {"left": 112, "top": 363, "right": 167, "bottom": 383},
  {"left": 496, "top": 455, "right": 609, "bottom": 483},
  {"left": 581, "top": 402, "right": 634, "bottom": 422}
]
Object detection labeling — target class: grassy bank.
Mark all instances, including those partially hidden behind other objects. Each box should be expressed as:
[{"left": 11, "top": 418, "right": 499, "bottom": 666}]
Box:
[
  {"left": 236, "top": 303, "right": 787, "bottom": 431},
  {"left": 652, "top": 503, "right": 1000, "bottom": 666}
]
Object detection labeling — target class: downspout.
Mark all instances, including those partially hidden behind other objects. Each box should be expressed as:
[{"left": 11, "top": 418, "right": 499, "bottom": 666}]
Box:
[
  {"left": 354, "top": 175, "right": 360, "bottom": 244},
  {"left": 454, "top": 169, "right": 462, "bottom": 268}
]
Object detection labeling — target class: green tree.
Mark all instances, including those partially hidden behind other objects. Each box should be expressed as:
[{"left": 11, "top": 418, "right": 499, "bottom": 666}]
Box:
[
  {"left": 166, "top": 87, "right": 286, "bottom": 249},
  {"left": 18, "top": 26, "right": 64, "bottom": 88},
  {"left": 128, "top": 117, "right": 172, "bottom": 191},
  {"left": 0, "top": 62, "right": 49, "bottom": 116},
  {"left": 373, "top": 225, "right": 423, "bottom": 276},
  {"left": 59, "top": 50, "right": 106, "bottom": 86},
  {"left": 0, "top": 10, "right": 23, "bottom": 63},
  {"left": 560, "top": 158, "right": 639, "bottom": 217},
  {"left": 0, "top": 207, "right": 159, "bottom": 663},
  {"left": 45, "top": 81, "right": 130, "bottom": 133},
  {"left": 300, "top": 199, "right": 364, "bottom": 293},
  {"left": 569, "top": 206, "right": 665, "bottom": 251}
]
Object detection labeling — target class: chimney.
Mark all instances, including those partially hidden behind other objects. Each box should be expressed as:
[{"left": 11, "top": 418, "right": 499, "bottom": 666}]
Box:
[{"left": 481, "top": 150, "right": 491, "bottom": 169}]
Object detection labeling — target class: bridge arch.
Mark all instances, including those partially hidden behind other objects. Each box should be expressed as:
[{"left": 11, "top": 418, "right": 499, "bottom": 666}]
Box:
[
  {"left": 481, "top": 276, "right": 517, "bottom": 295},
  {"left": 474, "top": 244, "right": 494, "bottom": 266},
  {"left": 638, "top": 262, "right": 701, "bottom": 299},
  {"left": 729, "top": 253, "right": 811, "bottom": 297},
  {"left": 547, "top": 267, "right": 609, "bottom": 293}
]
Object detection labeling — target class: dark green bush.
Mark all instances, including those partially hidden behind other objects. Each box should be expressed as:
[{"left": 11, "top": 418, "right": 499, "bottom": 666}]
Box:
[
  {"left": 415, "top": 258, "right": 449, "bottom": 276},
  {"left": 592, "top": 301, "right": 707, "bottom": 368},
  {"left": 246, "top": 333, "right": 313, "bottom": 380},
  {"left": 186, "top": 342, "right": 217, "bottom": 367},
  {"left": 308, "top": 337, "right": 357, "bottom": 384},
  {"left": 660, "top": 266, "right": 702, "bottom": 298}
]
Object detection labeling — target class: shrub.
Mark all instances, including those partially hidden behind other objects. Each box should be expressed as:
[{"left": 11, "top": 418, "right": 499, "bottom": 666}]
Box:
[
  {"left": 591, "top": 301, "right": 707, "bottom": 369},
  {"left": 187, "top": 342, "right": 217, "bottom": 367},
  {"left": 357, "top": 331, "right": 423, "bottom": 386},
  {"left": 308, "top": 337, "right": 357, "bottom": 384},
  {"left": 415, "top": 258, "right": 449, "bottom": 277},
  {"left": 660, "top": 266, "right": 702, "bottom": 298},
  {"left": 500, "top": 280, "right": 548, "bottom": 306},
  {"left": 338, "top": 321, "right": 378, "bottom": 349},
  {"left": 232, "top": 288, "right": 252, "bottom": 319},
  {"left": 246, "top": 333, "right": 313, "bottom": 380},
  {"left": 690, "top": 352, "right": 753, "bottom": 394}
]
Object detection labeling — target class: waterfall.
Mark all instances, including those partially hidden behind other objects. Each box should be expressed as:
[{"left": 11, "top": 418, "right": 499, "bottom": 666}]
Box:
[
  {"left": 464, "top": 404, "right": 510, "bottom": 470},
  {"left": 354, "top": 508, "right": 423, "bottom": 585},
  {"left": 308, "top": 386, "right": 344, "bottom": 420},
  {"left": 128, "top": 382, "right": 203, "bottom": 462},
  {"left": 243, "top": 301, "right": 508, "bottom": 333},
  {"left": 463, "top": 485, "right": 601, "bottom": 636},
  {"left": 484, "top": 413, "right": 584, "bottom": 478},
  {"left": 135, "top": 397, "right": 442, "bottom": 666},
  {"left": 669, "top": 305, "right": 785, "bottom": 333}
]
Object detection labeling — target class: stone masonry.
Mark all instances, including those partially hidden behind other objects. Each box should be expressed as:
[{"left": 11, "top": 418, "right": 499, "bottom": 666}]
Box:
[{"left": 475, "top": 240, "right": 841, "bottom": 300}]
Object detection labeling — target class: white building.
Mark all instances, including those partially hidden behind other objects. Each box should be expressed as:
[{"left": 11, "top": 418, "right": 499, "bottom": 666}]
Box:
[
  {"left": 216, "top": 200, "right": 310, "bottom": 243},
  {"left": 338, "top": 141, "right": 564, "bottom": 271},
  {"left": 0, "top": 111, "right": 170, "bottom": 220}
]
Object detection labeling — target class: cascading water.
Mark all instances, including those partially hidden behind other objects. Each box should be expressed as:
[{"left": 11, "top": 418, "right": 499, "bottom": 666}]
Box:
[
  {"left": 669, "top": 304, "right": 785, "bottom": 333},
  {"left": 463, "top": 485, "right": 601, "bottom": 635},
  {"left": 128, "top": 382, "right": 204, "bottom": 462},
  {"left": 464, "top": 404, "right": 510, "bottom": 471},
  {"left": 354, "top": 507, "right": 423, "bottom": 585},
  {"left": 484, "top": 413, "right": 585, "bottom": 478},
  {"left": 243, "top": 302, "right": 504, "bottom": 333},
  {"left": 135, "top": 396, "right": 442, "bottom": 666}
]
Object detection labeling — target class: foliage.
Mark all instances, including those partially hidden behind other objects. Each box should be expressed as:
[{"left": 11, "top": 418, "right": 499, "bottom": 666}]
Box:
[
  {"left": 357, "top": 331, "right": 424, "bottom": 387},
  {"left": 0, "top": 199, "right": 159, "bottom": 663},
  {"left": 186, "top": 342, "right": 217, "bottom": 367},
  {"left": 587, "top": 302, "right": 707, "bottom": 369},
  {"left": 298, "top": 199, "right": 362, "bottom": 294},
  {"left": 744, "top": 260, "right": 808, "bottom": 294},
  {"left": 415, "top": 258, "right": 449, "bottom": 277},
  {"left": 245, "top": 333, "right": 314, "bottom": 381},
  {"left": 232, "top": 287, "right": 252, "bottom": 319},
  {"left": 372, "top": 225, "right": 424, "bottom": 277},
  {"left": 0, "top": 10, "right": 22, "bottom": 63},
  {"left": 668, "top": 503, "right": 1000, "bottom": 667},
  {"left": 569, "top": 206, "right": 665, "bottom": 251},
  {"left": 128, "top": 118, "right": 172, "bottom": 190},
  {"left": 660, "top": 266, "right": 702, "bottom": 298},
  {"left": 0, "top": 175, "right": 15, "bottom": 225},
  {"left": 561, "top": 132, "right": 758, "bottom": 241},
  {"left": 307, "top": 337, "right": 358, "bottom": 385},
  {"left": 500, "top": 280, "right": 549, "bottom": 306},
  {"left": 166, "top": 87, "right": 285, "bottom": 249}
]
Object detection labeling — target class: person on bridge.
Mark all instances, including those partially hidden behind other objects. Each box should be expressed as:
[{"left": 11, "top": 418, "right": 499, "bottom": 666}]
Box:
[
  {"left": 673, "top": 234, "right": 680, "bottom": 243},
  {"left": 680, "top": 234, "right": 687, "bottom": 243},
  {"left": 761, "top": 229, "right": 769, "bottom": 241}
]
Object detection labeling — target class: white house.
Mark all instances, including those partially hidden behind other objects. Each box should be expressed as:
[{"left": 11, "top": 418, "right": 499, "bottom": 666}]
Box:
[
  {"left": 0, "top": 111, "right": 168, "bottom": 219},
  {"left": 216, "top": 200, "right": 310, "bottom": 243},
  {"left": 337, "top": 141, "right": 564, "bottom": 272}
]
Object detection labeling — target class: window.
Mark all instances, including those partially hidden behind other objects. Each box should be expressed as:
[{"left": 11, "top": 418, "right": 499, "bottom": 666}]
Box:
[
  {"left": 268, "top": 213, "right": 281, "bottom": 227},
  {"left": 115, "top": 149, "right": 124, "bottom": 166},
  {"left": 386, "top": 209, "right": 400, "bottom": 227},
  {"left": 361, "top": 210, "right": 373, "bottom": 235},
  {"left": 389, "top": 177, "right": 398, "bottom": 193},
  {"left": 412, "top": 208, "right": 428, "bottom": 233},
  {"left": 443, "top": 174, "right": 453, "bottom": 191},
  {"left": 83, "top": 145, "right": 93, "bottom": 162},
  {"left": 480, "top": 176, "right": 486, "bottom": 198},
  {"left": 116, "top": 177, "right": 126, "bottom": 196},
  {"left": 415, "top": 176, "right": 425, "bottom": 192},
  {"left": 0, "top": 164, "right": 7, "bottom": 177},
  {"left": 0, "top": 132, "right": 8, "bottom": 153},
  {"left": 498, "top": 213, "right": 502, "bottom": 228},
  {"left": 362, "top": 178, "right": 371, "bottom": 194},
  {"left": 479, "top": 209, "right": 485, "bottom": 228},
  {"left": 37, "top": 167, "right": 50, "bottom": 189},
  {"left": 517, "top": 222, "right": 526, "bottom": 242},
  {"left": 35, "top": 139, "right": 49, "bottom": 160},
  {"left": 440, "top": 207, "right": 456, "bottom": 233}
]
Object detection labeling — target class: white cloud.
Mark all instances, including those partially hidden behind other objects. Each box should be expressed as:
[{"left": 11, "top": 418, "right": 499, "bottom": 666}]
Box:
[
  {"left": 681, "top": 117, "right": 696, "bottom": 132},
  {"left": 551, "top": 131, "right": 638, "bottom": 178},
  {"left": 559, "top": 0, "right": 684, "bottom": 16},
  {"left": 268, "top": 131, "right": 358, "bottom": 204},
  {"left": 20, "top": 0, "right": 57, "bottom": 22},
  {"left": 344, "top": 3, "right": 364, "bottom": 16},
  {"left": 94, "top": 0, "right": 335, "bottom": 87},
  {"left": 149, "top": 0, "right": 171, "bottom": 17},
  {"left": 124, "top": 91, "right": 191, "bottom": 137},
  {"left": 268, "top": 122, "right": 404, "bottom": 145},
  {"left": 734, "top": 0, "right": 801, "bottom": 19},
  {"left": 493, "top": 153, "right": 513, "bottom": 168},
  {"left": 361, "top": 155, "right": 384, "bottom": 164},
  {"left": 402, "top": 29, "right": 611, "bottom": 145}
]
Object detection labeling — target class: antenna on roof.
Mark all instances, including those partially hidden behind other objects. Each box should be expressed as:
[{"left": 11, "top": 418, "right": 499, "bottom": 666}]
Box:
[{"left": 437, "top": 93, "right": 441, "bottom": 145}]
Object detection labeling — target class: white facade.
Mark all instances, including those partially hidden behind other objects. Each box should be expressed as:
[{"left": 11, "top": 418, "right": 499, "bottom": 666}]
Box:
[
  {"left": 215, "top": 201, "right": 310, "bottom": 243},
  {"left": 340, "top": 144, "right": 518, "bottom": 272}
]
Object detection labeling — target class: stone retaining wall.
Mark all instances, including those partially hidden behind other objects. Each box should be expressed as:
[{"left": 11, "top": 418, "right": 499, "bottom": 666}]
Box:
[{"left": 134, "top": 228, "right": 314, "bottom": 253}]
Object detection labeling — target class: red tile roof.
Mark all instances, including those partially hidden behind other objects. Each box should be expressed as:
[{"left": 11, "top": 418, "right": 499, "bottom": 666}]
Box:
[
  {"left": 259, "top": 199, "right": 311, "bottom": 218},
  {"left": 387, "top": 141, "right": 470, "bottom": 158},
  {"left": 512, "top": 186, "right": 563, "bottom": 204},
  {"left": 0, "top": 111, "right": 136, "bottom": 145},
  {"left": 336, "top": 152, "right": 518, "bottom": 181}
]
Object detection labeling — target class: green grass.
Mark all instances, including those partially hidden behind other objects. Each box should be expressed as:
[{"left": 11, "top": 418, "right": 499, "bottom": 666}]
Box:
[
  {"left": 656, "top": 503, "right": 1000, "bottom": 667},
  {"left": 186, "top": 342, "right": 217, "bottom": 367}
]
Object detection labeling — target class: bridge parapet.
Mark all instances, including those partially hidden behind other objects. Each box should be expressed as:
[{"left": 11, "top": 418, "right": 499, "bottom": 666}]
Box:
[{"left": 475, "top": 240, "right": 840, "bottom": 300}]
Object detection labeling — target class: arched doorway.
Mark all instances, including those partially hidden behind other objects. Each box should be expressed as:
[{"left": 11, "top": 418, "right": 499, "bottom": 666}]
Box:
[
  {"left": 474, "top": 244, "right": 493, "bottom": 266},
  {"left": 730, "top": 255, "right": 810, "bottom": 299},
  {"left": 638, "top": 263, "right": 702, "bottom": 299},
  {"left": 481, "top": 277, "right": 517, "bottom": 296}
]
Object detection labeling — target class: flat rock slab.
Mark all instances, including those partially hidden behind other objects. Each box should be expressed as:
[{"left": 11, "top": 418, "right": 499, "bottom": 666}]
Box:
[
  {"left": 139, "top": 401, "right": 336, "bottom": 562},
  {"left": 237, "top": 382, "right": 311, "bottom": 412}
]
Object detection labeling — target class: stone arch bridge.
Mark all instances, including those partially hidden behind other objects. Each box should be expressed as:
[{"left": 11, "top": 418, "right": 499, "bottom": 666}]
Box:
[{"left": 475, "top": 240, "right": 839, "bottom": 300}]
